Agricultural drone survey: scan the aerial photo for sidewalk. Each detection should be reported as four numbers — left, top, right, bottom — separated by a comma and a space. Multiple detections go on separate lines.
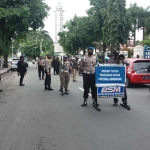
0, 68, 10, 77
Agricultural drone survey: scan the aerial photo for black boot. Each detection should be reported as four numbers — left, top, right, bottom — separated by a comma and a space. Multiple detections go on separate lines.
92, 99, 100, 106
47, 85, 54, 90
64, 88, 69, 94
81, 99, 87, 106
44, 85, 48, 90
113, 102, 118, 106
60, 88, 64, 95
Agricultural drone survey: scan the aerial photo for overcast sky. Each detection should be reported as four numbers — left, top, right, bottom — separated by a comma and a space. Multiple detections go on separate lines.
43, 0, 150, 41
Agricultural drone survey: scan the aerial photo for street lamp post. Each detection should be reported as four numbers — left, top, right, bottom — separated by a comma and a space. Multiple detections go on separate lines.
11, 38, 14, 61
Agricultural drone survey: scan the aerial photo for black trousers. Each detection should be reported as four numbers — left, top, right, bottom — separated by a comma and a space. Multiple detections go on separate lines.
54, 67, 57, 74
56, 67, 59, 74
45, 70, 51, 88
113, 87, 127, 104
20, 72, 25, 85
38, 66, 44, 78
83, 73, 96, 99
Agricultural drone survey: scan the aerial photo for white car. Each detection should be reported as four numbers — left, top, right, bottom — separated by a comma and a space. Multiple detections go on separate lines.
11, 58, 29, 71
11, 58, 20, 71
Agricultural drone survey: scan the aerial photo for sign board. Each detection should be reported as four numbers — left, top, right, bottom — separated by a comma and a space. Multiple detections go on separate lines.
97, 86, 125, 98
95, 65, 126, 98
95, 65, 126, 87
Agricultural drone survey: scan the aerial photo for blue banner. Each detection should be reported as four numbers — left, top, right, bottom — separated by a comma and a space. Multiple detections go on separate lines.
97, 86, 125, 98
95, 65, 126, 85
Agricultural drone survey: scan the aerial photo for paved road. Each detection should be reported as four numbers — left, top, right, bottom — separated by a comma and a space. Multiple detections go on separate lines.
0, 62, 150, 150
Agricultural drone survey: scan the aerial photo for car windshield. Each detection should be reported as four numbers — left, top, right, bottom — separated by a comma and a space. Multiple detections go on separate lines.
133, 61, 150, 73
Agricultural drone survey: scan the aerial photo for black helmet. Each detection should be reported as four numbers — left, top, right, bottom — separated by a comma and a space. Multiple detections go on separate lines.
118, 54, 125, 60
113, 50, 119, 58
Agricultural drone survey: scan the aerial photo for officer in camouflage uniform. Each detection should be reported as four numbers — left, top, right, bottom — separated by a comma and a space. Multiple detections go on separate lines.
59, 56, 72, 95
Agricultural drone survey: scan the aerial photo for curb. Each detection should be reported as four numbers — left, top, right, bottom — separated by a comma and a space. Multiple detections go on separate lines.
0, 68, 11, 78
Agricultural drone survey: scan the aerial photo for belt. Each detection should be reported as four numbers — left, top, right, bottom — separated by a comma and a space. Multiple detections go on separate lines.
63, 71, 69, 73
84, 71, 95, 74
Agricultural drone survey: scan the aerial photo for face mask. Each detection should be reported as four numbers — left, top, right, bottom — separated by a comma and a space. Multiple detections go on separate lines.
88, 52, 93, 55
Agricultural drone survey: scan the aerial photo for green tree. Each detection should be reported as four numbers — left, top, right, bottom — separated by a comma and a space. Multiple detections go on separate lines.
103, 0, 128, 50
20, 31, 54, 58
0, 0, 50, 66
127, 3, 141, 46
88, 0, 107, 58
33, 28, 53, 54
138, 6, 150, 39
142, 36, 150, 46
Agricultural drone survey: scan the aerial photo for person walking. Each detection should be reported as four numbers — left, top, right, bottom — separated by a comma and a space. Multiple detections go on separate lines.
80, 46, 99, 106
17, 56, 27, 86
44, 54, 54, 90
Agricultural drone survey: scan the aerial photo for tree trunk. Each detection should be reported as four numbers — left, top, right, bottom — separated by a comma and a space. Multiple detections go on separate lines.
40, 41, 42, 54
99, 41, 102, 53
134, 29, 136, 47
102, 43, 106, 63
143, 26, 145, 40
3, 54, 8, 68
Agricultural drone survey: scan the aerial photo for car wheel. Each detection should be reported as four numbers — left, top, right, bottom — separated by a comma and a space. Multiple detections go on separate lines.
126, 77, 131, 87
11, 69, 14, 71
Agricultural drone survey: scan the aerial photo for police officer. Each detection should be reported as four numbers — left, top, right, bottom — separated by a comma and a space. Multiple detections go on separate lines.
80, 46, 99, 106
44, 54, 54, 90
36, 56, 45, 80
59, 56, 71, 95
72, 57, 79, 82
109, 51, 130, 107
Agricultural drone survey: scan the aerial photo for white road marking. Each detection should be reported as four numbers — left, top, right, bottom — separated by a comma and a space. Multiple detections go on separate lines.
78, 87, 91, 97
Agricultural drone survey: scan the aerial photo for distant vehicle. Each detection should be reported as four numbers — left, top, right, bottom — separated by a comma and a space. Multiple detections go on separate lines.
125, 58, 150, 87
11, 58, 29, 71
32, 59, 35, 64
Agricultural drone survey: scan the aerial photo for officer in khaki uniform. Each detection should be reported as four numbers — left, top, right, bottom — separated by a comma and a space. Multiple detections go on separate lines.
80, 46, 99, 106
36, 56, 45, 80
44, 54, 54, 90
59, 56, 71, 95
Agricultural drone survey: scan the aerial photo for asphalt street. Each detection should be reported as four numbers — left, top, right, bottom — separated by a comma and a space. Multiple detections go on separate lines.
0, 62, 150, 150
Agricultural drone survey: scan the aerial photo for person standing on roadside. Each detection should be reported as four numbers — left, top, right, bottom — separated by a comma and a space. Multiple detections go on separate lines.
17, 56, 27, 86
36, 56, 45, 80
59, 56, 71, 95
80, 46, 99, 106
108, 51, 130, 107
44, 54, 54, 90
72, 57, 79, 82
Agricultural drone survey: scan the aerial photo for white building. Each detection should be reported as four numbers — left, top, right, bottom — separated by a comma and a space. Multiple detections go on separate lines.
54, 1, 65, 55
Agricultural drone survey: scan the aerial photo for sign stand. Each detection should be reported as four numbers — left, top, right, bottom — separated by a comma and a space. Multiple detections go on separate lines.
95, 64, 128, 111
